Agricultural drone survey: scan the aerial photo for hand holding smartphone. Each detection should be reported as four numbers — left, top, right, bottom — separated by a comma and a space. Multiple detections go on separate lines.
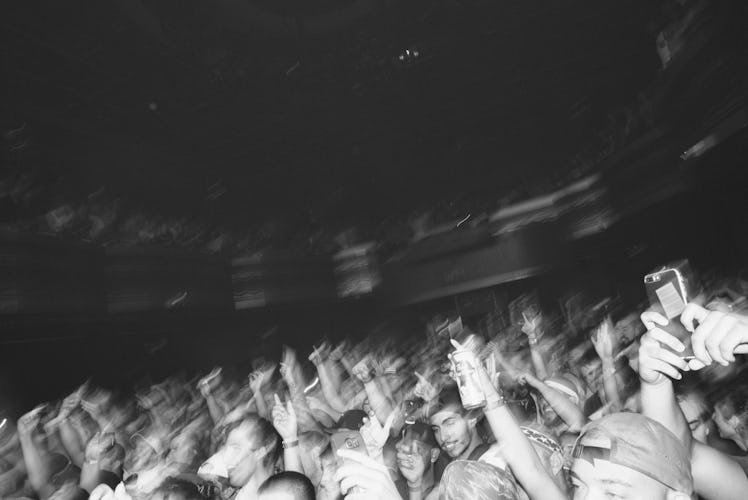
644, 260, 697, 360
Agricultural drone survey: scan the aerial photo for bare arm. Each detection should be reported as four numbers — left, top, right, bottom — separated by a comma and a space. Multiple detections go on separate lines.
523, 374, 586, 431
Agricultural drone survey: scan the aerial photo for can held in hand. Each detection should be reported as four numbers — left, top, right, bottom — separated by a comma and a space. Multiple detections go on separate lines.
452, 349, 486, 410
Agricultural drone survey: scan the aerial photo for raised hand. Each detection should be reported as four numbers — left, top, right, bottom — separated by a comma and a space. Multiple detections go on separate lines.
197, 367, 222, 397
271, 394, 298, 442
638, 311, 690, 384
85, 431, 116, 463
359, 410, 394, 457
521, 309, 542, 338
591, 316, 616, 361
680, 303, 748, 368
18, 405, 45, 436
413, 371, 437, 401
281, 346, 299, 379
334, 448, 402, 500
352, 356, 374, 383
309, 343, 330, 366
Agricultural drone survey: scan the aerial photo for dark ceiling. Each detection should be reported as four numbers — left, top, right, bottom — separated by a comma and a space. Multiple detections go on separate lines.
1, 0, 661, 248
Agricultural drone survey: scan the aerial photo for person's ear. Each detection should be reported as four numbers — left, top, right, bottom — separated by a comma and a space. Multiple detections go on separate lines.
467, 416, 478, 430
430, 448, 440, 463
665, 490, 691, 500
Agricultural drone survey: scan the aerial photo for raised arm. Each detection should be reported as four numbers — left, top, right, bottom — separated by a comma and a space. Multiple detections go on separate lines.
451, 340, 566, 500
518, 373, 586, 431
591, 318, 622, 412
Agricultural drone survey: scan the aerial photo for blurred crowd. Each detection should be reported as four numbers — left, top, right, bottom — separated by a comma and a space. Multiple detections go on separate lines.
1, 268, 748, 500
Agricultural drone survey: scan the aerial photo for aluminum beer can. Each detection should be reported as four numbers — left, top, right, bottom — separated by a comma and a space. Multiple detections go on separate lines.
452, 349, 486, 410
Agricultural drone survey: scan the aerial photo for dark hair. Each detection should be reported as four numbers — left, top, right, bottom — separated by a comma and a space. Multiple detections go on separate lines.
428, 384, 465, 418
258, 471, 316, 500
155, 476, 215, 500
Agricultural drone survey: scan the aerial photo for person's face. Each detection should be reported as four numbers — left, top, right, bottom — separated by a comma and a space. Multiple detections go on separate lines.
539, 397, 562, 427
571, 458, 673, 500
713, 404, 742, 443
678, 397, 710, 443
396, 438, 434, 475
429, 408, 473, 459
224, 423, 262, 488
318, 454, 341, 500
581, 361, 602, 391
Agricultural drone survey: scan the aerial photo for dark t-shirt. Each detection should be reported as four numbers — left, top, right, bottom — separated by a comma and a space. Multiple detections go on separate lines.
433, 442, 492, 484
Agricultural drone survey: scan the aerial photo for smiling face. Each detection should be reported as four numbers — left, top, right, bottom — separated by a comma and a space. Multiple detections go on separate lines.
429, 408, 474, 459
224, 422, 262, 488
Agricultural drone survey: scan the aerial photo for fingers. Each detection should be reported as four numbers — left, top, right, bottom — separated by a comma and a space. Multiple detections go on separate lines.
680, 303, 710, 332
450, 339, 465, 351
643, 327, 685, 353
641, 311, 669, 330
640, 340, 689, 372
690, 310, 723, 366
704, 315, 738, 365
286, 399, 296, 416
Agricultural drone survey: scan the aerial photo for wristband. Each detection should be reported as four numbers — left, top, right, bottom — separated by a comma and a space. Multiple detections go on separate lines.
485, 395, 505, 411
527, 337, 538, 346
282, 439, 299, 449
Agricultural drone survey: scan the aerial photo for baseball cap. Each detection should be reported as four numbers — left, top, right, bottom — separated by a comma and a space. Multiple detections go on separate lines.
336, 409, 367, 431
573, 413, 692, 495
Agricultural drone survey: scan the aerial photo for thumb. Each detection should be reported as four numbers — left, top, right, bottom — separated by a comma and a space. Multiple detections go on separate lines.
273, 393, 282, 406
450, 339, 464, 351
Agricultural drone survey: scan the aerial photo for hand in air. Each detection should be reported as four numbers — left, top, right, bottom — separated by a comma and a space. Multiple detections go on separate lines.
334, 448, 402, 500
359, 410, 395, 457
591, 316, 616, 361
271, 394, 298, 442
638, 311, 690, 384
680, 303, 748, 369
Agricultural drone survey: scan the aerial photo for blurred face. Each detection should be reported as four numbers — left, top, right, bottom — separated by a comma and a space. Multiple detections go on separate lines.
318, 453, 341, 500
539, 397, 562, 427
713, 404, 743, 444
571, 458, 674, 500
224, 422, 261, 488
678, 396, 710, 443
429, 408, 473, 459
581, 361, 602, 392
395, 438, 434, 474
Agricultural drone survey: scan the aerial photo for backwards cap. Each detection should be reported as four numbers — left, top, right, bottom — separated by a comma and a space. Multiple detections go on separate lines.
573, 413, 692, 495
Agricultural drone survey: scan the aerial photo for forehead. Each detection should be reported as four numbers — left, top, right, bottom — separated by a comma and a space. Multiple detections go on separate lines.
571, 458, 667, 495
429, 409, 465, 426
227, 422, 257, 443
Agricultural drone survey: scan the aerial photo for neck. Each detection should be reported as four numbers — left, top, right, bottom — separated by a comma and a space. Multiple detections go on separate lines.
457, 430, 482, 461
420, 465, 435, 492
240, 465, 272, 498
